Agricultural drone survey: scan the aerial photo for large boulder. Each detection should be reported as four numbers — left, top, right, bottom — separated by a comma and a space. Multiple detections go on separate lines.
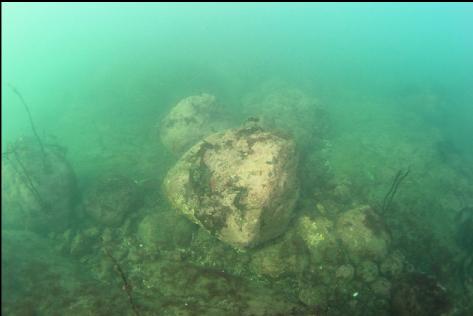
159, 93, 231, 155
163, 123, 299, 249
2, 137, 77, 233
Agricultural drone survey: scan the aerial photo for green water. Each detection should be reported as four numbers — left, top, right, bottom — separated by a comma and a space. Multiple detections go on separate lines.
2, 3, 473, 315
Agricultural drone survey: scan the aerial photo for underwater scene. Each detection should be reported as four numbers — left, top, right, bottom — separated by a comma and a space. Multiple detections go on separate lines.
2, 3, 473, 316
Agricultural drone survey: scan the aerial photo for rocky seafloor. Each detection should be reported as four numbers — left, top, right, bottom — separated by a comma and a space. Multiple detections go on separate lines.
2, 82, 472, 316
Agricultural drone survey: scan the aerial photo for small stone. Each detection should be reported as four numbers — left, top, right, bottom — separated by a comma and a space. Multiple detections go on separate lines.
357, 261, 379, 283
336, 264, 355, 281
250, 231, 308, 278
298, 285, 328, 308
371, 278, 391, 298
380, 250, 405, 277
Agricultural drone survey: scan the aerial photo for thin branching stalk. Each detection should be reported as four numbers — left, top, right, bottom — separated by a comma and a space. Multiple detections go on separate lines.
8, 84, 49, 170
381, 167, 410, 213
103, 246, 141, 316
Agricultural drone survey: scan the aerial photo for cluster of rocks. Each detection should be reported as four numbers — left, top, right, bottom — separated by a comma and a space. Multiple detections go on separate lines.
2, 137, 147, 233
159, 89, 453, 314
160, 89, 308, 250
3, 85, 457, 315
244, 202, 427, 315
2, 86, 324, 251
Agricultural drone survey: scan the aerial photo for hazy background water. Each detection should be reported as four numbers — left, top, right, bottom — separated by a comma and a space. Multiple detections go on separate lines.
3, 3, 472, 153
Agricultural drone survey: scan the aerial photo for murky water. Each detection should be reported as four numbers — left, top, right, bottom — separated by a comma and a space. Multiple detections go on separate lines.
2, 3, 473, 315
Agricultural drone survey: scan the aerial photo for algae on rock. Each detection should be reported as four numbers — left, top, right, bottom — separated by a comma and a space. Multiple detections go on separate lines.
336, 205, 391, 263
163, 123, 299, 250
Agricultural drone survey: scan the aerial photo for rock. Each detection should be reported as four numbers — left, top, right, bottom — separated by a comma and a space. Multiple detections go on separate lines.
159, 93, 231, 155
391, 273, 452, 316
380, 250, 405, 278
163, 123, 299, 249
336, 205, 391, 263
250, 230, 308, 278
70, 231, 90, 257
137, 211, 197, 252
139, 259, 301, 315
296, 215, 342, 264
370, 278, 391, 298
2, 137, 78, 233
356, 260, 379, 283
298, 285, 328, 309
2, 229, 127, 315
84, 174, 142, 226
101, 227, 114, 243
455, 206, 473, 252
68, 227, 101, 257
336, 264, 355, 281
